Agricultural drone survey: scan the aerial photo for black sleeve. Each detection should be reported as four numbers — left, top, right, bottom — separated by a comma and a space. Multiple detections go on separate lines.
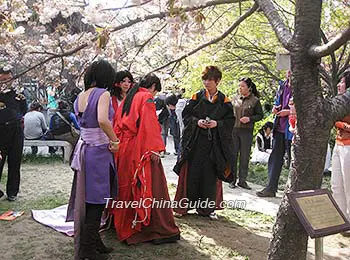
217, 102, 235, 131
182, 98, 200, 127
250, 99, 263, 123
19, 98, 27, 115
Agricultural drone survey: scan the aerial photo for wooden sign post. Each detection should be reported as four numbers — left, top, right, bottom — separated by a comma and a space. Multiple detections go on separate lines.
288, 189, 350, 259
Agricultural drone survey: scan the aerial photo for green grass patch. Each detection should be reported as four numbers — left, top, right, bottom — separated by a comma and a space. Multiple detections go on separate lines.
247, 163, 289, 190
0, 192, 67, 214
247, 163, 331, 191
22, 154, 64, 164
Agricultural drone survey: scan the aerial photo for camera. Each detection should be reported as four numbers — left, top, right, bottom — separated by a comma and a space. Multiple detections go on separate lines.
205, 116, 211, 124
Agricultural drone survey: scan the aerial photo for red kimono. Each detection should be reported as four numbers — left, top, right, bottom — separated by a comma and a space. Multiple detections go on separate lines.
113, 88, 180, 244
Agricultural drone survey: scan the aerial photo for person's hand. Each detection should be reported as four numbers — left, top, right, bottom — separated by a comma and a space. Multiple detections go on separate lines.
206, 120, 217, 129
277, 109, 290, 117
198, 119, 208, 129
109, 140, 119, 153
240, 117, 250, 124
151, 153, 160, 162
272, 105, 281, 114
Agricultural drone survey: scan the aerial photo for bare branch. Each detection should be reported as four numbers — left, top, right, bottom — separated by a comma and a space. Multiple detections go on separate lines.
309, 26, 350, 58
254, 0, 293, 50
9, 0, 249, 81
320, 29, 337, 73
128, 23, 167, 70
110, 0, 249, 33
150, 3, 258, 73
11, 43, 89, 81
102, 0, 152, 11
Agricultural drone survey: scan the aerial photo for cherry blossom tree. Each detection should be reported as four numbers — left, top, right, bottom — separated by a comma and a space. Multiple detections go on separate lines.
1, 0, 350, 259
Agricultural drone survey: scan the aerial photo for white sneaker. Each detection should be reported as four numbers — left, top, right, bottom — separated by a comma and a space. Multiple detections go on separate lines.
209, 212, 218, 220
173, 212, 183, 218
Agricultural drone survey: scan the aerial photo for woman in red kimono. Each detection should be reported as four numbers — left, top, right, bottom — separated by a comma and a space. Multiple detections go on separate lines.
111, 70, 134, 122
113, 73, 180, 245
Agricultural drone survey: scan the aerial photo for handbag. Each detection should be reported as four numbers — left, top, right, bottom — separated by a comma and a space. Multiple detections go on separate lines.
56, 111, 80, 137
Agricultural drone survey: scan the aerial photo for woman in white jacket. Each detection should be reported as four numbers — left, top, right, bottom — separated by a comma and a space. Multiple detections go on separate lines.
251, 122, 273, 164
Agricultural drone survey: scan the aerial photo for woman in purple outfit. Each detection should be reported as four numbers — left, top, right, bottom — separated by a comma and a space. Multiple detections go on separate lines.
67, 60, 119, 260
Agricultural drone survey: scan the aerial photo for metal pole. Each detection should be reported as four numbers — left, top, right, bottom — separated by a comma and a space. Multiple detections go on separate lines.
315, 237, 323, 260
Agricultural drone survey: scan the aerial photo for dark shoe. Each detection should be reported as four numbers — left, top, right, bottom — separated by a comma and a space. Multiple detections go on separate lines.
7, 195, 17, 201
256, 188, 276, 197
323, 170, 331, 176
237, 181, 252, 190
152, 234, 180, 245
96, 234, 113, 254
0, 190, 4, 199
228, 182, 236, 189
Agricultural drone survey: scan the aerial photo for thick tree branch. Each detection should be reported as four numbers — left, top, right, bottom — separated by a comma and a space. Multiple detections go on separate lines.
150, 2, 258, 73
309, 26, 350, 58
254, 0, 293, 50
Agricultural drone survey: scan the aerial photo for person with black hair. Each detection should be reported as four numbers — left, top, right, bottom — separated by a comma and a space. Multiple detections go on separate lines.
173, 66, 235, 220
66, 60, 119, 260
49, 100, 80, 147
165, 94, 180, 155
229, 77, 263, 190
251, 121, 274, 164
24, 102, 47, 155
113, 73, 180, 245
110, 70, 134, 116
0, 67, 27, 201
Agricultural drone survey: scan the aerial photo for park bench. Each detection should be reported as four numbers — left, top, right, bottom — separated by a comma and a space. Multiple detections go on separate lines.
23, 140, 73, 163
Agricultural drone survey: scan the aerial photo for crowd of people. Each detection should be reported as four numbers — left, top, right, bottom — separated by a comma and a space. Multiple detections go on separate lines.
1, 62, 350, 258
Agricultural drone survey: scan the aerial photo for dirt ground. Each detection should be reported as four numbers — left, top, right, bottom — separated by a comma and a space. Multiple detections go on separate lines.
0, 161, 349, 260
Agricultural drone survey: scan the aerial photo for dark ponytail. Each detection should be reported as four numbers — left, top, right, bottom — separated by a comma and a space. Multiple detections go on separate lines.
240, 77, 260, 98
122, 73, 161, 116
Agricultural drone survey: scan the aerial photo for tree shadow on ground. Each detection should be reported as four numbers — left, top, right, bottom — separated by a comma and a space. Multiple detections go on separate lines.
102, 225, 212, 260
169, 212, 270, 260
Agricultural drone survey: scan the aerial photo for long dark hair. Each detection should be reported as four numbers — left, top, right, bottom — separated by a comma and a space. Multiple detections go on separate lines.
122, 73, 161, 116
343, 71, 350, 89
84, 60, 116, 90
240, 77, 260, 98
110, 70, 134, 100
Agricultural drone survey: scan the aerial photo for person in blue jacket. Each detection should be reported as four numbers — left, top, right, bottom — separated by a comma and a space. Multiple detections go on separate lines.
257, 70, 293, 197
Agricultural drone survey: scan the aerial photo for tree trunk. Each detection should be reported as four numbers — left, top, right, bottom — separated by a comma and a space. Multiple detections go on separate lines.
268, 1, 331, 259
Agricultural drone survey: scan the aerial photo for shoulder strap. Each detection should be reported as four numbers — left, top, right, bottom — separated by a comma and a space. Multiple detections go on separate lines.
56, 111, 71, 127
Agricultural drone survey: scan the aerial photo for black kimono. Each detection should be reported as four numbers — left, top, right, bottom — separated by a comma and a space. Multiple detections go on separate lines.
173, 89, 235, 215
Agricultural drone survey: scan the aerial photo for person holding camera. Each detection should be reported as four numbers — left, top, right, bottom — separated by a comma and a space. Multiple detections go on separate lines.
229, 78, 263, 190
173, 66, 235, 220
